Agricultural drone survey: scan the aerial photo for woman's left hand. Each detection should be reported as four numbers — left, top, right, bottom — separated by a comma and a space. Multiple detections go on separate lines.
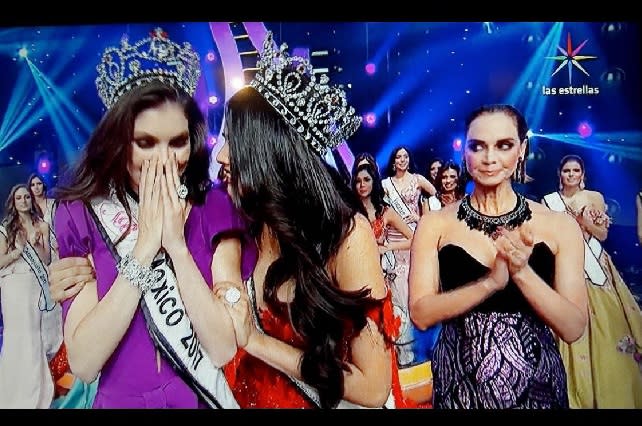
161, 153, 189, 256
213, 281, 254, 349
494, 223, 535, 276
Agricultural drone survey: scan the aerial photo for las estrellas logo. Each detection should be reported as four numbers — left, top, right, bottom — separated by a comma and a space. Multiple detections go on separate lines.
542, 32, 600, 96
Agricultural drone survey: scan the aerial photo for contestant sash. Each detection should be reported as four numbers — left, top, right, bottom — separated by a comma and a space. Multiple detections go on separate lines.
427, 196, 442, 212
542, 192, 607, 286
88, 191, 238, 408
0, 224, 55, 311
382, 178, 416, 232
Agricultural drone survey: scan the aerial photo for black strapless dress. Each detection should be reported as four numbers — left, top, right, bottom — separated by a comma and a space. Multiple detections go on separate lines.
432, 242, 568, 409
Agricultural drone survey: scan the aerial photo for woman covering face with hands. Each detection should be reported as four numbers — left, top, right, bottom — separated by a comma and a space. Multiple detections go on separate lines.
52, 29, 254, 409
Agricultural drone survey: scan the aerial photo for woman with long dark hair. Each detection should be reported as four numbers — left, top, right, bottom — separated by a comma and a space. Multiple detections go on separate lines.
0, 184, 54, 407
215, 32, 402, 409
51, 28, 253, 408
426, 161, 465, 211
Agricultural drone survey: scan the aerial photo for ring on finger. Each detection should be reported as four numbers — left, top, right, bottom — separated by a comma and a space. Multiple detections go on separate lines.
225, 287, 241, 305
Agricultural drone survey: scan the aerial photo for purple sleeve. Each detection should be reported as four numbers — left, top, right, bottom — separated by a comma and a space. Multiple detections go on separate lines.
204, 184, 257, 280
54, 200, 93, 320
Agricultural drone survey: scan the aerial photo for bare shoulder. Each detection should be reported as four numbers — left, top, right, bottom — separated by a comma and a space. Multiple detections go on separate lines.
584, 189, 604, 203
341, 213, 377, 251
527, 200, 579, 231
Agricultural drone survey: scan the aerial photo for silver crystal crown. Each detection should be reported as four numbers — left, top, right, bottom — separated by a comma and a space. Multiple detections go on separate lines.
249, 32, 362, 156
96, 27, 201, 109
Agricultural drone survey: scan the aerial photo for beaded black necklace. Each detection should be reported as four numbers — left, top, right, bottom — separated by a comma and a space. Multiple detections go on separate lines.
457, 193, 532, 239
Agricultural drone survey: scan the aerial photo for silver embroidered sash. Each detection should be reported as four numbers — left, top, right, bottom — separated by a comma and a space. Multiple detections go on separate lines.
0, 225, 55, 311
382, 178, 416, 232
88, 190, 238, 408
543, 192, 607, 286
244, 277, 395, 409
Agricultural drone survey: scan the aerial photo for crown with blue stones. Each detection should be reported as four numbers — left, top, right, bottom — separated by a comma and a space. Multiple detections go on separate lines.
249, 32, 361, 156
96, 27, 201, 109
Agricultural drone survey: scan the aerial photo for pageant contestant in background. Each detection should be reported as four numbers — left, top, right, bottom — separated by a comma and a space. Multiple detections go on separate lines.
380, 146, 436, 405
215, 32, 405, 409
0, 184, 55, 408
53, 28, 254, 408
409, 104, 587, 408
425, 161, 465, 211
542, 154, 642, 408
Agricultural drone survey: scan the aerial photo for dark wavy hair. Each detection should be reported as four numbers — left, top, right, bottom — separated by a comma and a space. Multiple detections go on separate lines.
427, 157, 443, 180
2, 184, 41, 250
351, 152, 378, 177
28, 173, 48, 195
384, 145, 416, 178
558, 154, 585, 174
27, 173, 49, 218
352, 163, 387, 219
225, 86, 376, 408
55, 80, 210, 242
435, 161, 465, 200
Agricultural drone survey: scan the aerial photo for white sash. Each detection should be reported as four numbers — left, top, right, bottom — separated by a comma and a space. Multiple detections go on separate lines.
0, 225, 55, 312
244, 277, 395, 409
427, 195, 442, 211
88, 190, 238, 409
542, 192, 607, 286
382, 178, 416, 232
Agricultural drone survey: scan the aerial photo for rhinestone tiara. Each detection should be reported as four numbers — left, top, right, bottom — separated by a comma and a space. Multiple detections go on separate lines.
96, 27, 201, 109
249, 32, 362, 156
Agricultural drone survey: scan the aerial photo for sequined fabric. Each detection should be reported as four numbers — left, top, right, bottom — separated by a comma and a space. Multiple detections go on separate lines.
223, 291, 410, 408
433, 242, 568, 408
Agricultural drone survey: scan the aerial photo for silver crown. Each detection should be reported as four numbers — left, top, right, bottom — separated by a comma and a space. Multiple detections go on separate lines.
249, 32, 362, 156
96, 28, 201, 109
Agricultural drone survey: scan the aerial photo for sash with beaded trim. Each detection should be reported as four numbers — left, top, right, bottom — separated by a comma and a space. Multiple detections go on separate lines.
382, 178, 416, 232
87, 190, 238, 409
244, 277, 395, 409
542, 192, 607, 286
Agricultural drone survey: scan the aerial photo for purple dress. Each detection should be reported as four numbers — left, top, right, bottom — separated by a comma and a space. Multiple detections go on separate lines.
55, 183, 257, 408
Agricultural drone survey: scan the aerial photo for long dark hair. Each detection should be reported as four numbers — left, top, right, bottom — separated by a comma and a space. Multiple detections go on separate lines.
55, 81, 210, 241
225, 86, 376, 408
352, 163, 387, 219
384, 145, 416, 178
351, 152, 378, 177
435, 161, 465, 200
2, 184, 41, 250
27, 173, 49, 218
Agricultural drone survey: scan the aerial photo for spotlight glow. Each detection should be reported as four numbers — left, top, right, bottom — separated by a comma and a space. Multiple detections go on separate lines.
208, 95, 218, 105
18, 47, 28, 58
364, 112, 376, 127
365, 63, 376, 75
452, 138, 462, 151
577, 121, 593, 138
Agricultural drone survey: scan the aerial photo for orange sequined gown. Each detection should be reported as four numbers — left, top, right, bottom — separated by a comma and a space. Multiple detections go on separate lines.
223, 288, 410, 408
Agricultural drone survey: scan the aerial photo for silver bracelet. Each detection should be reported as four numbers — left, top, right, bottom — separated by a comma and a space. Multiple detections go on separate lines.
117, 252, 161, 293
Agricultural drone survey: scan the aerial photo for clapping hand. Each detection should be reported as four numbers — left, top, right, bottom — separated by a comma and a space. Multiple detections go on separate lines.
494, 224, 535, 276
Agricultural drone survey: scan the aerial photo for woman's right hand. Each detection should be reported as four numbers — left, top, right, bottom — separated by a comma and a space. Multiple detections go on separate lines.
133, 157, 164, 264
486, 253, 510, 292
48, 256, 96, 303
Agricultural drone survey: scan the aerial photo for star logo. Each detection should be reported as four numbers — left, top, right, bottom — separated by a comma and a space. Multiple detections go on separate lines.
546, 33, 597, 85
